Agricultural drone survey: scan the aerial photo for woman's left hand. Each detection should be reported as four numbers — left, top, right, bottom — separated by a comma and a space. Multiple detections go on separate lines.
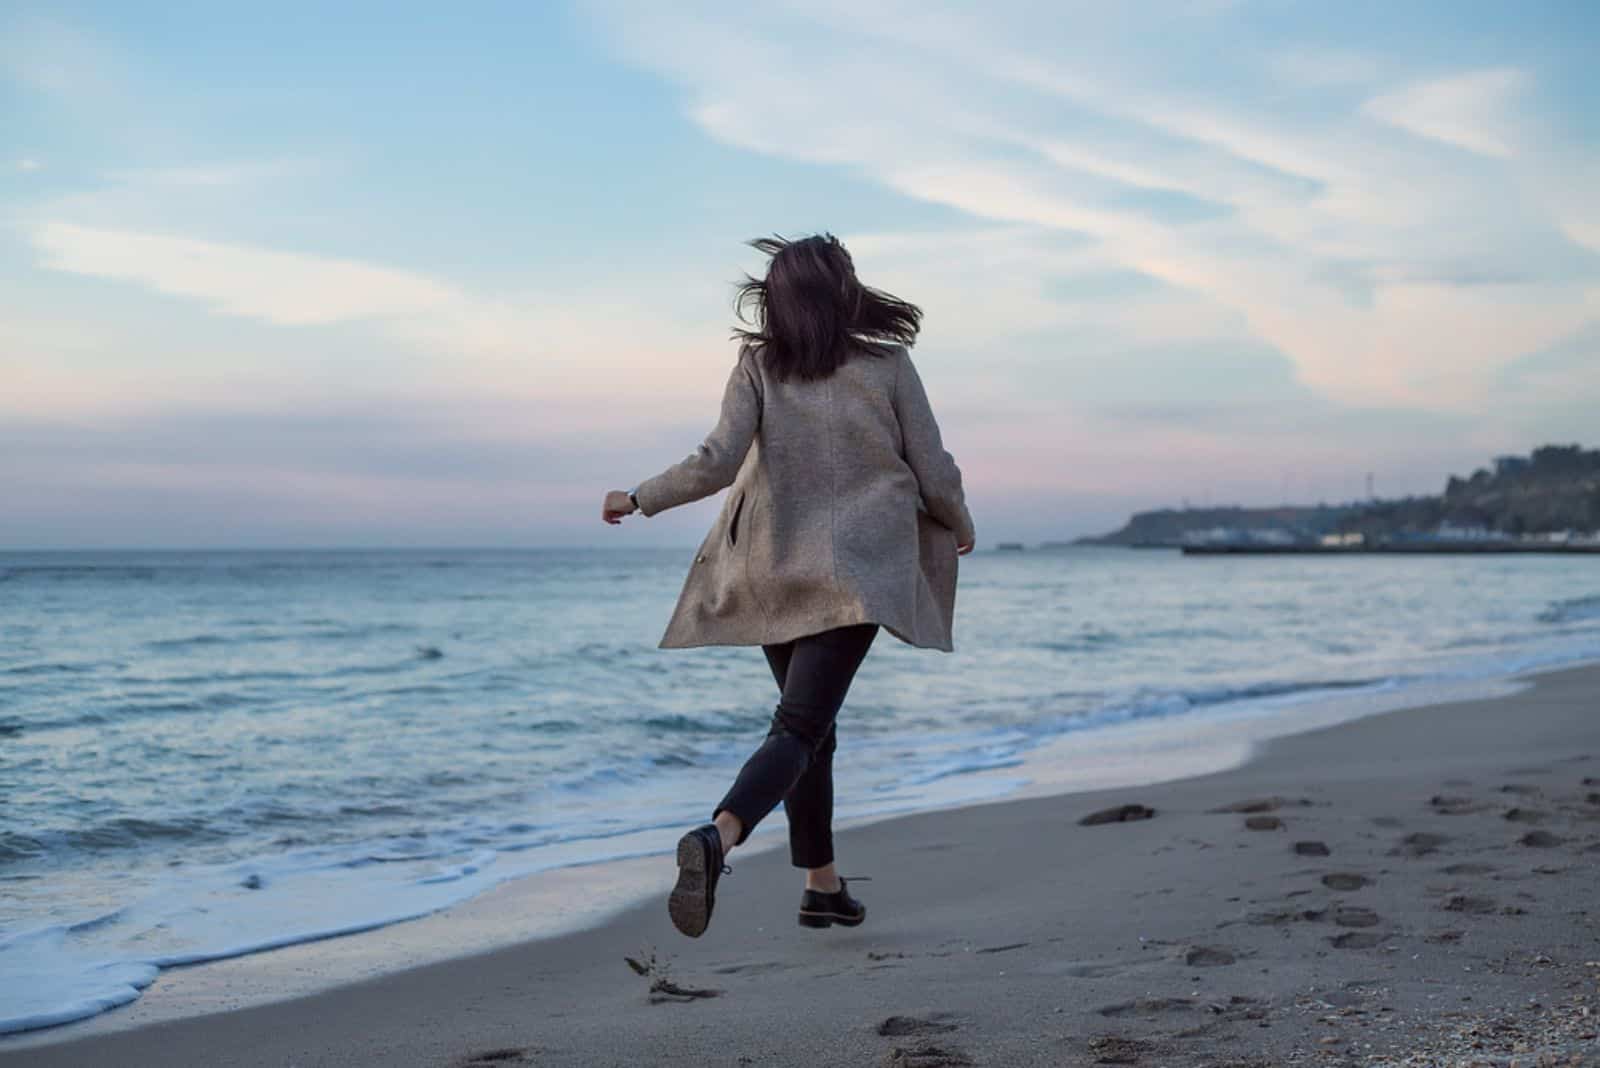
602, 490, 638, 525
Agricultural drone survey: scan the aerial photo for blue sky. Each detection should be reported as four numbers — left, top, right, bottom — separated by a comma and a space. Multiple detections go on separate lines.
3, 1, 1597, 547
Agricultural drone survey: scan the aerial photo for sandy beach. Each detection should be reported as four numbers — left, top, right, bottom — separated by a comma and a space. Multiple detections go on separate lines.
4, 663, 1598, 1067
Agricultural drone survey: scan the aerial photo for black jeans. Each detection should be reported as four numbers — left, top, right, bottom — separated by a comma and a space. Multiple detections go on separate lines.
712, 622, 879, 869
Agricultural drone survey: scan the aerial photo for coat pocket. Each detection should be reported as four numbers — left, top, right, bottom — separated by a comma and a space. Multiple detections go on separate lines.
727, 490, 747, 548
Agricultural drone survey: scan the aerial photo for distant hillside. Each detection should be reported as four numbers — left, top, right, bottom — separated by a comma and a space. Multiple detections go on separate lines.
1078, 505, 1357, 547
1343, 444, 1600, 540
1080, 445, 1600, 547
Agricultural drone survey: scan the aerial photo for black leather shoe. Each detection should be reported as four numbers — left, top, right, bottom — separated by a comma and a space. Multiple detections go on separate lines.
797, 876, 866, 928
668, 824, 729, 938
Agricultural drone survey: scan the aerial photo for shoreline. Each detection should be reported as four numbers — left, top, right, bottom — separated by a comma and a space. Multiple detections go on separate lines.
6, 545, 1597, 1048
4, 661, 1598, 1065
0, 660, 1552, 1046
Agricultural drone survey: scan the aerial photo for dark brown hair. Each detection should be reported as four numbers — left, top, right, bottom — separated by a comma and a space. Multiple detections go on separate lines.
732, 233, 922, 382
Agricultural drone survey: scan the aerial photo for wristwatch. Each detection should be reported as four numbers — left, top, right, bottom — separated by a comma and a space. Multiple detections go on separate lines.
626, 487, 641, 511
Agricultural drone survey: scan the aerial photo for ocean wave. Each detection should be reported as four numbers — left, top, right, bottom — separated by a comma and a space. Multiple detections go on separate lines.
1, 661, 109, 677
1539, 594, 1600, 624
1034, 630, 1118, 652
62, 816, 227, 852
0, 832, 46, 864
0, 818, 229, 866
639, 711, 770, 735
879, 749, 1026, 789
0, 813, 665, 1035
0, 565, 160, 584
1185, 676, 1386, 706
143, 622, 423, 652
144, 634, 233, 651
13, 692, 271, 734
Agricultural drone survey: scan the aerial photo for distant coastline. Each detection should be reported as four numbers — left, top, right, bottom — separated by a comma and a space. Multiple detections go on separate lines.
1181, 542, 1600, 555
1071, 444, 1600, 553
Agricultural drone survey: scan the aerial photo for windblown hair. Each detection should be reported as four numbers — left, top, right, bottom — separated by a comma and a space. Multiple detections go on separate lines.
733, 233, 922, 382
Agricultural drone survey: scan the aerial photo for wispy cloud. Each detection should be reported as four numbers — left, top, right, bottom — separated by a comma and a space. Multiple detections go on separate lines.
587, 1, 1597, 411
1362, 68, 1527, 159
105, 158, 329, 188
32, 221, 461, 326
20, 220, 739, 422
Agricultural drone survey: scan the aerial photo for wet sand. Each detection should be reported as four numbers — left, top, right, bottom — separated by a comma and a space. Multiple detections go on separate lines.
4, 664, 1598, 1067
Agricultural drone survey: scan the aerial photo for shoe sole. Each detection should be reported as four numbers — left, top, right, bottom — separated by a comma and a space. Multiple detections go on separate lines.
668, 833, 712, 938
797, 907, 866, 929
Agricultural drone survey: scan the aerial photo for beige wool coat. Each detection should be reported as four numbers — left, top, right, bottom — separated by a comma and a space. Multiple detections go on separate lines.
633, 342, 975, 652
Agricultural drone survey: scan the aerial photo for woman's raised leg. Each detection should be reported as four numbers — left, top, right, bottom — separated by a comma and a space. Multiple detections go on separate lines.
711, 623, 877, 850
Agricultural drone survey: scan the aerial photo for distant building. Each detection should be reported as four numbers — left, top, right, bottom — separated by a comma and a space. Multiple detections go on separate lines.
1493, 455, 1531, 477
1435, 521, 1496, 541
1182, 526, 1299, 547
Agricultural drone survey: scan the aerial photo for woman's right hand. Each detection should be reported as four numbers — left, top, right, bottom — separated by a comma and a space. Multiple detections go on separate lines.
601, 490, 637, 525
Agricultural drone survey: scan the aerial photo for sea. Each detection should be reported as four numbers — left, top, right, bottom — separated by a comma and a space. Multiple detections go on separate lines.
3, 546, 1599, 1034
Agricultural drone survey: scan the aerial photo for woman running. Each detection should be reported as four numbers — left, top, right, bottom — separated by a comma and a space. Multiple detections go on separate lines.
602, 233, 975, 938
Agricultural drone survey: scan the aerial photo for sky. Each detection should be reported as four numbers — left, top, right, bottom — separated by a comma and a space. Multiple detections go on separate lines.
3, 1, 1597, 548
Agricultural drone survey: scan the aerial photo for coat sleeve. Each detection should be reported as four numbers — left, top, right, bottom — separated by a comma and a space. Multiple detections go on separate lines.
893, 349, 976, 546
633, 353, 762, 517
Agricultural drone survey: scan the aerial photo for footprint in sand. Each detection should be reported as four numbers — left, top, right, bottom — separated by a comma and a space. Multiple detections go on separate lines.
1079, 803, 1157, 826
625, 954, 722, 1004
1209, 797, 1313, 814
1392, 832, 1448, 857
458, 1048, 532, 1065
1500, 783, 1542, 796
1243, 907, 1324, 926
1182, 945, 1237, 967
877, 1015, 959, 1037
1035, 959, 1138, 978
1321, 873, 1371, 891
1244, 815, 1283, 831
1098, 997, 1196, 1017
712, 961, 790, 976
1086, 1035, 1157, 1065
1503, 808, 1548, 824
1370, 815, 1405, 828
1440, 862, 1497, 875
882, 1045, 973, 1068
1293, 840, 1331, 857
1429, 795, 1489, 815
1442, 894, 1497, 914
1426, 929, 1464, 944
1519, 830, 1564, 848
1332, 907, 1380, 928
1329, 931, 1384, 949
